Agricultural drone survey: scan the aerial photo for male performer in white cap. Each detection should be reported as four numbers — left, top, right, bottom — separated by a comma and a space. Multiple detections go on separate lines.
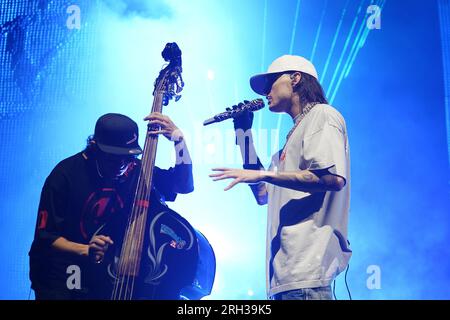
210, 55, 352, 300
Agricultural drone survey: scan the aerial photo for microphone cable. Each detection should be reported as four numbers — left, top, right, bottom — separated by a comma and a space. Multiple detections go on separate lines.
332, 263, 352, 300
345, 263, 352, 300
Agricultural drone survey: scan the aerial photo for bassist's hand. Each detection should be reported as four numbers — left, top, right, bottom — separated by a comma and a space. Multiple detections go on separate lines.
145, 112, 184, 142
88, 235, 114, 264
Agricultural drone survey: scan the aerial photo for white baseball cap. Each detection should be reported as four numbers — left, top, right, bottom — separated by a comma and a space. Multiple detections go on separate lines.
250, 55, 318, 95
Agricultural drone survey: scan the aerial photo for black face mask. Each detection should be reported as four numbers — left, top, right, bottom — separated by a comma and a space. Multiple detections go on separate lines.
95, 150, 137, 179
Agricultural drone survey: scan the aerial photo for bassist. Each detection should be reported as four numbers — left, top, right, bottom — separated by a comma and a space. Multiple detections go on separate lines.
29, 112, 193, 299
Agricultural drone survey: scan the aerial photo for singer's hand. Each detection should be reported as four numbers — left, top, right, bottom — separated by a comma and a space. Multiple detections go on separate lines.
233, 108, 254, 131
209, 168, 265, 191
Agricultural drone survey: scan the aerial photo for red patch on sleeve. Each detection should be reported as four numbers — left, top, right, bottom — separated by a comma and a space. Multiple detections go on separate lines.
38, 210, 48, 230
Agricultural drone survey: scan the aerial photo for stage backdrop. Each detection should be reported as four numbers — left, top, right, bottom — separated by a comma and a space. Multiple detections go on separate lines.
1, 0, 449, 299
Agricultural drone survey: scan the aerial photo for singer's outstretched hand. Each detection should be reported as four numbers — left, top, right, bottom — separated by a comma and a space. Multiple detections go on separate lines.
209, 168, 264, 191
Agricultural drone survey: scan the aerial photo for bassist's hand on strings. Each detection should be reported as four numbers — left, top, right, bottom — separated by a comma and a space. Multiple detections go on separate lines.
88, 235, 114, 264
144, 112, 184, 142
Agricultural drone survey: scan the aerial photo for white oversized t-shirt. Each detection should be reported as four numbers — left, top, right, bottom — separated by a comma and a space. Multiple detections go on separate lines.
266, 103, 352, 297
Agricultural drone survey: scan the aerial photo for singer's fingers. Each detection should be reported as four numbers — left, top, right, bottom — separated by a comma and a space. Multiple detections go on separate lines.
211, 175, 233, 181
224, 179, 241, 191
209, 172, 226, 178
211, 167, 231, 172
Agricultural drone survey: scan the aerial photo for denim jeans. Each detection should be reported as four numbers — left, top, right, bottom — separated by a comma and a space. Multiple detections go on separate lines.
272, 286, 333, 300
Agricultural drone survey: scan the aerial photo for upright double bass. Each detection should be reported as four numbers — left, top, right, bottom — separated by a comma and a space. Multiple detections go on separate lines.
102, 43, 215, 300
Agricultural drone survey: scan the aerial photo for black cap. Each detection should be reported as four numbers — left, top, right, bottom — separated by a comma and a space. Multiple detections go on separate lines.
94, 113, 143, 155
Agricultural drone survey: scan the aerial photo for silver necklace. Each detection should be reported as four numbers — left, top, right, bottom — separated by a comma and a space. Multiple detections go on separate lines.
95, 160, 104, 178
286, 102, 318, 142
279, 102, 319, 162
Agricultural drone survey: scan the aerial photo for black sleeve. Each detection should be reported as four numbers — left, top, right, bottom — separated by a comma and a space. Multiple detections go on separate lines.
33, 168, 68, 248
152, 163, 194, 202
153, 166, 178, 202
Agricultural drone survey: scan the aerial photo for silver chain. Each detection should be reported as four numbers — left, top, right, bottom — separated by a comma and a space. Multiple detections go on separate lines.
285, 102, 319, 142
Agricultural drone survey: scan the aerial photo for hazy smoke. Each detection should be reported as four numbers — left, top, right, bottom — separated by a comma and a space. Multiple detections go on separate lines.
102, 0, 172, 19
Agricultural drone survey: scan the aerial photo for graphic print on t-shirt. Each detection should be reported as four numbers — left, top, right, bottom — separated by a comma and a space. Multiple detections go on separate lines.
80, 188, 124, 240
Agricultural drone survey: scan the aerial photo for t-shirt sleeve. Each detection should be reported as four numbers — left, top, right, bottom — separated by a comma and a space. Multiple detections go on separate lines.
33, 170, 68, 248
153, 166, 178, 202
302, 118, 349, 184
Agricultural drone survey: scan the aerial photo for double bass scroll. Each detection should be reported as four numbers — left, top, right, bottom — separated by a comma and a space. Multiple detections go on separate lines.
108, 43, 215, 300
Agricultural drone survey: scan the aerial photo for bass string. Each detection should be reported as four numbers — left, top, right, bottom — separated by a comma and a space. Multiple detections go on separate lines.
128, 126, 158, 299
121, 121, 154, 299
112, 146, 148, 300
128, 91, 164, 299
114, 111, 154, 299
126, 138, 153, 299
114, 128, 151, 299
112, 85, 165, 300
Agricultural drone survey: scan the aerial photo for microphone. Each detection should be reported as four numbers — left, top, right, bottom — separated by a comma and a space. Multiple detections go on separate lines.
203, 98, 265, 126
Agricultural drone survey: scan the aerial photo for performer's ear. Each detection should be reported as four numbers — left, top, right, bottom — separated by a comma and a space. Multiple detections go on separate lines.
290, 72, 302, 88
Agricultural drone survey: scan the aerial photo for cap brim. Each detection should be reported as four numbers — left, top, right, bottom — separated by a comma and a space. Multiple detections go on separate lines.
250, 73, 276, 96
97, 143, 142, 155
251, 72, 290, 96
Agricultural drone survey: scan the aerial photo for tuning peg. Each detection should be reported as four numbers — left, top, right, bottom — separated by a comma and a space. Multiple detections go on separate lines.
226, 107, 232, 111
232, 105, 238, 110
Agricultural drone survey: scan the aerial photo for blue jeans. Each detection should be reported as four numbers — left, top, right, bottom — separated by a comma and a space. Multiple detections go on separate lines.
272, 286, 333, 300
